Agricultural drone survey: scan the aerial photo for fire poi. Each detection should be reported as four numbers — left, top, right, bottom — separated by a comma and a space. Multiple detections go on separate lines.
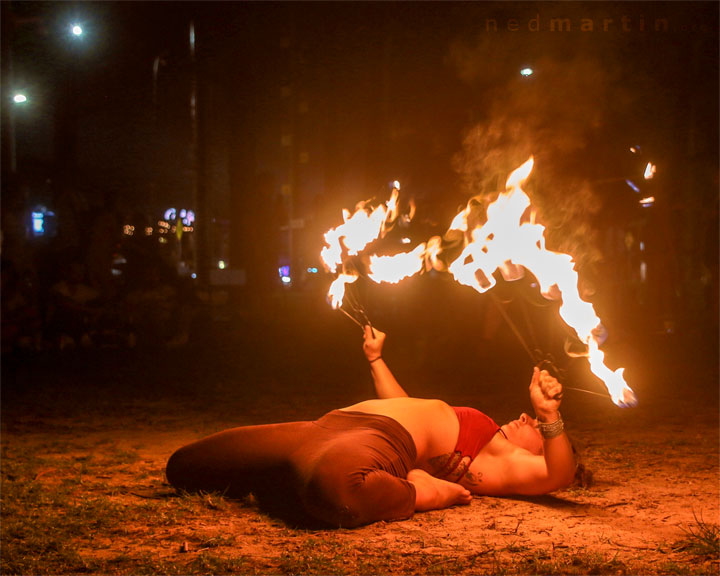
320, 157, 637, 408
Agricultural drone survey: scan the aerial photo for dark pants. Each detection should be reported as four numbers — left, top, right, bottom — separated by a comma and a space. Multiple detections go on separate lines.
165, 410, 417, 528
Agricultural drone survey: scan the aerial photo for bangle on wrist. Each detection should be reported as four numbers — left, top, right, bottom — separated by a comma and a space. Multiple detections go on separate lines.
368, 356, 382, 364
537, 412, 564, 439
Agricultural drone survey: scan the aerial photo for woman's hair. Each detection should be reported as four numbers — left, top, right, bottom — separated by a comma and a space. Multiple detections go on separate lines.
574, 460, 594, 488
569, 436, 594, 488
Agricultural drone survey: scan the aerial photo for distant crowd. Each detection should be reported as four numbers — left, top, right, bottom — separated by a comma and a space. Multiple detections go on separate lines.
1, 243, 197, 355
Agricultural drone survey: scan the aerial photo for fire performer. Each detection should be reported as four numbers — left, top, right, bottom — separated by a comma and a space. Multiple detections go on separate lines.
166, 326, 576, 528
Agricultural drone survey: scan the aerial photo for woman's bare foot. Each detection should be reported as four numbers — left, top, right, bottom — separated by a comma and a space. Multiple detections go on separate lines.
407, 468, 473, 512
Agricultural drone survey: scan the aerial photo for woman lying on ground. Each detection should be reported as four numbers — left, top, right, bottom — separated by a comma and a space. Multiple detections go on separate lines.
166, 326, 576, 528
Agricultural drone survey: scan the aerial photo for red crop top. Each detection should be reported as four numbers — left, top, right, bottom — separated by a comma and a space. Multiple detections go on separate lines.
434, 407, 501, 481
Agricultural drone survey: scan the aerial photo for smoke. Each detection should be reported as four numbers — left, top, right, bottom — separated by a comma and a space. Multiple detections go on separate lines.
446, 27, 636, 281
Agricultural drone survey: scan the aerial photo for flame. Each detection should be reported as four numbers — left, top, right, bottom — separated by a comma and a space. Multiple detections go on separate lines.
505, 156, 535, 189
449, 209, 468, 232
327, 272, 358, 309
447, 157, 535, 294
426, 236, 443, 271
320, 189, 400, 273
368, 244, 426, 284
321, 157, 636, 407
587, 339, 636, 407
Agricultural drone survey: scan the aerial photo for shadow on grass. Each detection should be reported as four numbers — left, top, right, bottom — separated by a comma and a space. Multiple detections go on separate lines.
508, 493, 588, 510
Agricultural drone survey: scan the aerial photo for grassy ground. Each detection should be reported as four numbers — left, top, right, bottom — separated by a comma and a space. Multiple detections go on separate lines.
2, 291, 718, 575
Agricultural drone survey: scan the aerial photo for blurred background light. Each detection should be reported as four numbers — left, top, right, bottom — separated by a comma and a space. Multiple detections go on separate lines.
643, 162, 656, 180
31, 212, 45, 235
625, 179, 640, 193
279, 265, 291, 285
639, 196, 655, 207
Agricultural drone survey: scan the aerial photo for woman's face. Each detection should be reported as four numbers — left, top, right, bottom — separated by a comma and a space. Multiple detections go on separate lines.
501, 413, 543, 455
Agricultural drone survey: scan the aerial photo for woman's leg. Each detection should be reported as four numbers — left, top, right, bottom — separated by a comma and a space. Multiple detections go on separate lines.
166, 421, 314, 498
299, 441, 418, 528
166, 411, 439, 528
293, 410, 422, 528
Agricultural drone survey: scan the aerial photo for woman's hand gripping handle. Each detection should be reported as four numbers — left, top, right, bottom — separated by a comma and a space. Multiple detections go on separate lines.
529, 367, 563, 423
362, 326, 408, 399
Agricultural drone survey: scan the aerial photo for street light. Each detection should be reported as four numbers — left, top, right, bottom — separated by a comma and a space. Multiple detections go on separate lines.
70, 24, 83, 37
12, 93, 28, 104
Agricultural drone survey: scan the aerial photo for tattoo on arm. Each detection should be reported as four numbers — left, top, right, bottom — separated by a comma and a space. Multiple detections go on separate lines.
427, 452, 481, 485
462, 469, 483, 487
427, 452, 461, 478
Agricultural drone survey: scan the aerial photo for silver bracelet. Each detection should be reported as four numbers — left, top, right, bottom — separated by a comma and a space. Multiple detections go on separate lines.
538, 412, 564, 439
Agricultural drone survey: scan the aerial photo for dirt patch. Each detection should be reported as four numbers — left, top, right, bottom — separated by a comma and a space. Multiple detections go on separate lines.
2, 314, 718, 575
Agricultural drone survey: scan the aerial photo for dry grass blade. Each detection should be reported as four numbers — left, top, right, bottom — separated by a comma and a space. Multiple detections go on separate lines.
677, 511, 720, 558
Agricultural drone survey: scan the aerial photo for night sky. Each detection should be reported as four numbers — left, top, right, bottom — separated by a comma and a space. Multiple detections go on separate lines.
2, 1, 718, 332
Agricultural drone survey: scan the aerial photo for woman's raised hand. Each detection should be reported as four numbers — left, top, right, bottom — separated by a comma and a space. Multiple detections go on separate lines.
362, 325, 385, 362
529, 367, 563, 421
363, 326, 408, 397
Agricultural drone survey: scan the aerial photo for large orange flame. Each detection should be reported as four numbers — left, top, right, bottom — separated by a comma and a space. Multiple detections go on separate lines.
321, 158, 637, 407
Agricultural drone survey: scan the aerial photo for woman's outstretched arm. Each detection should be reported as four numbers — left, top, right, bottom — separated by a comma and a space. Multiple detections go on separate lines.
491, 368, 576, 495
362, 325, 408, 398
529, 367, 577, 492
